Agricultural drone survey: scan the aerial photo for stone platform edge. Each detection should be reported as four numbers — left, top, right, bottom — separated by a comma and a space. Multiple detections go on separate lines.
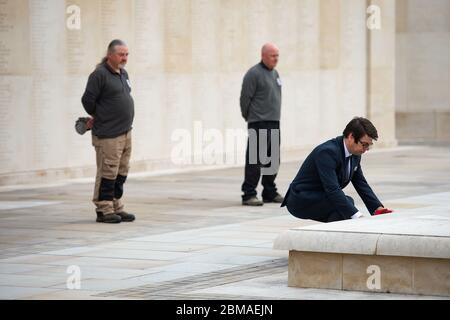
273, 229, 450, 259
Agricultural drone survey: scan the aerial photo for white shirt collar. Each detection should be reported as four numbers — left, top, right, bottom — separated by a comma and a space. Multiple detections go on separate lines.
343, 139, 351, 158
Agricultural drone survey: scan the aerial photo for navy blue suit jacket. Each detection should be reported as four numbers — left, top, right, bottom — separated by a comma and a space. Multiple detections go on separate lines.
281, 136, 382, 219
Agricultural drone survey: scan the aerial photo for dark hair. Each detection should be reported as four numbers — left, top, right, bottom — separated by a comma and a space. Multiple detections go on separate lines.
343, 117, 378, 142
96, 39, 127, 67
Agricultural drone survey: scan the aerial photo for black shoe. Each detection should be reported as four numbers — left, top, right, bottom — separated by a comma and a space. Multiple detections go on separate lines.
96, 213, 122, 223
116, 211, 135, 222
242, 196, 264, 206
263, 193, 284, 203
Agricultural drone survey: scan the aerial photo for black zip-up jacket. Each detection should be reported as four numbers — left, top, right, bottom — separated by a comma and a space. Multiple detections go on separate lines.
81, 63, 134, 138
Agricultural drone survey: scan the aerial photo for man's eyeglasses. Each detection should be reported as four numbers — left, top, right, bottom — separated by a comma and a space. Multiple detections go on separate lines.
358, 141, 373, 149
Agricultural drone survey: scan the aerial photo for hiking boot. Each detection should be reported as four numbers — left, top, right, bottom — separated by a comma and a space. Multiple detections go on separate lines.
263, 193, 284, 203
96, 213, 121, 223
116, 211, 135, 222
242, 196, 264, 206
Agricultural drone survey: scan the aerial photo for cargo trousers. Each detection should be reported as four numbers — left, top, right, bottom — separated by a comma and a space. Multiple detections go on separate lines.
92, 130, 132, 215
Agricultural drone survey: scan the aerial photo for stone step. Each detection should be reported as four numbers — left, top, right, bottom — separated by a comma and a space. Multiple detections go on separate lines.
274, 213, 450, 297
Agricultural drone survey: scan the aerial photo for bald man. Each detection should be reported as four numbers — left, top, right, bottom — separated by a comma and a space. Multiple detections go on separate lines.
240, 43, 284, 206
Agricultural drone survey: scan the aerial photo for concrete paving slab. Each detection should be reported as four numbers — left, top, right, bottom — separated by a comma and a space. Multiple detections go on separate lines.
0, 274, 67, 288
190, 272, 446, 300
184, 253, 276, 266
47, 277, 160, 292
74, 248, 194, 261
17, 265, 154, 280
146, 262, 234, 274
0, 263, 52, 274
24, 289, 113, 300
36, 256, 171, 270
96, 241, 215, 252
0, 201, 61, 210
0, 286, 61, 300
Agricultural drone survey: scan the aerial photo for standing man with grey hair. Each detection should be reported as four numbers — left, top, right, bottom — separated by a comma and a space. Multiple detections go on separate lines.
81, 39, 136, 223
240, 43, 284, 206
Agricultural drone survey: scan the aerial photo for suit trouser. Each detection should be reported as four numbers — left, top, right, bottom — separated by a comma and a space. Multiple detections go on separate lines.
241, 121, 280, 201
92, 130, 132, 215
287, 196, 355, 223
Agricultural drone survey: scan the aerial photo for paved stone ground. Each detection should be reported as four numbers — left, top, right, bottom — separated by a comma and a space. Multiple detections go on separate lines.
0, 145, 449, 300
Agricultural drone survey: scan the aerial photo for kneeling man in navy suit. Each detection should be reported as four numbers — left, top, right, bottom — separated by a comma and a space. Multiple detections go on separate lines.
281, 117, 392, 222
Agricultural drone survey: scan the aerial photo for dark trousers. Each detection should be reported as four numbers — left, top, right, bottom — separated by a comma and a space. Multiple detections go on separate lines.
287, 195, 355, 223
242, 121, 280, 201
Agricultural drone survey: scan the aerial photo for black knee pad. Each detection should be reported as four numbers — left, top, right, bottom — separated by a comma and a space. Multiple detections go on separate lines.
114, 175, 127, 199
98, 178, 115, 201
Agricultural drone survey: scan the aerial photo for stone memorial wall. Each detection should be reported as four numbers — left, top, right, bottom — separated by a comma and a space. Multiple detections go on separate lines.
395, 0, 450, 142
0, 0, 400, 185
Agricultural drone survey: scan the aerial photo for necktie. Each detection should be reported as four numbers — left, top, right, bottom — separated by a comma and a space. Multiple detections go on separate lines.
345, 156, 351, 181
